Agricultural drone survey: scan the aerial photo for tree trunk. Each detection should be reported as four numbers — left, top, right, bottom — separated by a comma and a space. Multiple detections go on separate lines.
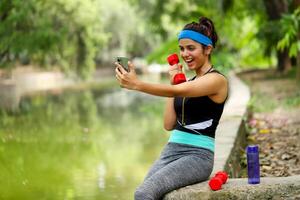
263, 0, 291, 72
293, 0, 300, 80
292, 0, 300, 10
264, 0, 288, 20
297, 51, 300, 81
277, 49, 292, 73
297, 23, 300, 81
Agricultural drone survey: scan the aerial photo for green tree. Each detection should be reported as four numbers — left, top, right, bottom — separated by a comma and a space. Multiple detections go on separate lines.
0, 0, 107, 78
0, 0, 159, 77
145, 0, 270, 71
145, 0, 300, 76
278, 8, 300, 80
95, 0, 157, 66
261, 0, 291, 72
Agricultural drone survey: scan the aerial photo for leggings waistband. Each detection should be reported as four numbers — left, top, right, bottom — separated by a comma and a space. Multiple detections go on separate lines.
169, 129, 215, 152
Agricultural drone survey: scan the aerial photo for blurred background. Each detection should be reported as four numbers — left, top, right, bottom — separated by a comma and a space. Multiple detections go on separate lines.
0, 0, 299, 199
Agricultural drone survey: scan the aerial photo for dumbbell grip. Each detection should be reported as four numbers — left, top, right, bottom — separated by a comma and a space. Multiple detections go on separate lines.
167, 53, 186, 85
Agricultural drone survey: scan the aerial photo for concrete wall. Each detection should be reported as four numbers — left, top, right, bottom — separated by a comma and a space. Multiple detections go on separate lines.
0, 70, 75, 111
0, 80, 20, 111
212, 72, 250, 175
12, 71, 73, 95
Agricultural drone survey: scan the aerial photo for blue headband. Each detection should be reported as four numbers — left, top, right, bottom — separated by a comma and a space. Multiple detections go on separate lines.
178, 30, 213, 46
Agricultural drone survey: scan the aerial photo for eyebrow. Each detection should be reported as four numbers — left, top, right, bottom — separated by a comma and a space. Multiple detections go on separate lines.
179, 44, 195, 48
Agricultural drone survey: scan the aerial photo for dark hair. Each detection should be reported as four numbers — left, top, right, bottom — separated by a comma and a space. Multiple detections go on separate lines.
183, 17, 218, 48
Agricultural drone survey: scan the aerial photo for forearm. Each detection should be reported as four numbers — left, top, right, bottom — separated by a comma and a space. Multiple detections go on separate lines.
163, 98, 176, 130
135, 81, 181, 97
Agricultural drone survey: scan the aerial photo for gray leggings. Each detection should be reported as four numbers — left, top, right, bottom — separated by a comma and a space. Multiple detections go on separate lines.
134, 142, 214, 200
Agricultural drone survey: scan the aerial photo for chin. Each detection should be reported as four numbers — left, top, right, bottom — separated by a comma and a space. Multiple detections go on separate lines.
187, 64, 196, 70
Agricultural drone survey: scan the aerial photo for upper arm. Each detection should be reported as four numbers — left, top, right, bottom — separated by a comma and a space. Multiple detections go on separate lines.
174, 73, 228, 98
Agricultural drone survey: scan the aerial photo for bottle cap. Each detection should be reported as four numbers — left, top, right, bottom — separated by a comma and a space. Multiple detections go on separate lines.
246, 145, 259, 153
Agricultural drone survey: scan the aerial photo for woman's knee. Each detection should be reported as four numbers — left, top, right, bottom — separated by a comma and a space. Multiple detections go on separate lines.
134, 187, 153, 200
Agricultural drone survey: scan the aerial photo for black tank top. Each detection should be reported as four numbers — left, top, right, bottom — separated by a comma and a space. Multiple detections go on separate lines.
174, 70, 227, 138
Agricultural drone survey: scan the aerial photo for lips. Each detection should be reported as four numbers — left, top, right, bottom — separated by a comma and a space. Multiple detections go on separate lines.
185, 57, 193, 63
184, 58, 194, 67
184, 57, 193, 65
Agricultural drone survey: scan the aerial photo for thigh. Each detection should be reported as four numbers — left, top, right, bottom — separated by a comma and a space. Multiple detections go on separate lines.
144, 143, 182, 180
144, 158, 166, 181
135, 155, 213, 200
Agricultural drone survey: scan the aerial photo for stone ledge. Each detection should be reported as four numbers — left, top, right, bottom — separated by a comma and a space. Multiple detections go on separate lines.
164, 176, 300, 200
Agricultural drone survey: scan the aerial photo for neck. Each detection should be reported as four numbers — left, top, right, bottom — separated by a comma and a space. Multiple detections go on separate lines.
196, 63, 213, 77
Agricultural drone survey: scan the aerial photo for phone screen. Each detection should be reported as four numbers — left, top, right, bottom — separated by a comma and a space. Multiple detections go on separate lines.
116, 57, 129, 72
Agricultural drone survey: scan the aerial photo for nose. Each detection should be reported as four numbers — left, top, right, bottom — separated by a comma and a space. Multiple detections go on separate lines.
180, 49, 189, 58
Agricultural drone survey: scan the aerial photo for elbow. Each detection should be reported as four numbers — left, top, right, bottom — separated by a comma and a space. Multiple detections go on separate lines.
164, 126, 174, 131
164, 123, 175, 131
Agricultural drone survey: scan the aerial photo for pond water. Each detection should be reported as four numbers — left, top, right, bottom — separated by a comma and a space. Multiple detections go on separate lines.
0, 87, 169, 200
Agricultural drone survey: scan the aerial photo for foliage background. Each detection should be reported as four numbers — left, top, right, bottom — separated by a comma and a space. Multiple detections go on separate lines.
0, 0, 299, 78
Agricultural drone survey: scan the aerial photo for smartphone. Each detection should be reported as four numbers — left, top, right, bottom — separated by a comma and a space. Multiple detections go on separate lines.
116, 56, 129, 72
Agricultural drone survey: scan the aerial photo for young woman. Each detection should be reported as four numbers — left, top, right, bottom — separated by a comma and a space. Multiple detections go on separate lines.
115, 17, 228, 200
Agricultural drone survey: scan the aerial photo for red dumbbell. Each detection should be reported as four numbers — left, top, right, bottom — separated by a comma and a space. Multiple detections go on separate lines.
167, 53, 186, 85
208, 171, 228, 191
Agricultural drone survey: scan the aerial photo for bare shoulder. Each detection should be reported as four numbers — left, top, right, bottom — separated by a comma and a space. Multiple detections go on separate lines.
210, 70, 227, 80
201, 71, 228, 87
205, 72, 228, 103
176, 71, 228, 98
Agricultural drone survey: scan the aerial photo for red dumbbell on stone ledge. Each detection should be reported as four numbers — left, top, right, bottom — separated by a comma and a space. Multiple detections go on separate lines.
208, 171, 229, 191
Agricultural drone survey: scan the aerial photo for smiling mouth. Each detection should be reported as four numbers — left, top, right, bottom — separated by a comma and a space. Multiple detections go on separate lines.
185, 58, 193, 64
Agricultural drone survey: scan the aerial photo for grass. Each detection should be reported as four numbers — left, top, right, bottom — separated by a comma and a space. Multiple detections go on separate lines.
240, 68, 300, 113
247, 93, 278, 113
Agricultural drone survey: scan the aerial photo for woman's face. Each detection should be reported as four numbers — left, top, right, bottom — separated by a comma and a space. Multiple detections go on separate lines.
179, 39, 208, 70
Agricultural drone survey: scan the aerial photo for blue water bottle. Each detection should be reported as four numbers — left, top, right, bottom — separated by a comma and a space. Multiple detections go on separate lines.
246, 145, 260, 184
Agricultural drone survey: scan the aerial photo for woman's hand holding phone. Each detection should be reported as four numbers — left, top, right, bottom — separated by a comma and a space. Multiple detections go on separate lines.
116, 57, 129, 72
115, 58, 140, 90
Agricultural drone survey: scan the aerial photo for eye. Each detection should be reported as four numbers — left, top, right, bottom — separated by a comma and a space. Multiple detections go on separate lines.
179, 46, 184, 52
187, 45, 195, 51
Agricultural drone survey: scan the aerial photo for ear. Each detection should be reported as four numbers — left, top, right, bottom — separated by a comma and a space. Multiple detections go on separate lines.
204, 45, 213, 55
